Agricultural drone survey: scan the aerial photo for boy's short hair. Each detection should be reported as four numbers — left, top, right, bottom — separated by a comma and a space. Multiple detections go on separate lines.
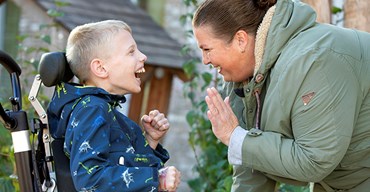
66, 20, 132, 84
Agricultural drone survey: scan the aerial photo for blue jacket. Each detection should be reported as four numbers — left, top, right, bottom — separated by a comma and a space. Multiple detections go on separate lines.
47, 82, 169, 191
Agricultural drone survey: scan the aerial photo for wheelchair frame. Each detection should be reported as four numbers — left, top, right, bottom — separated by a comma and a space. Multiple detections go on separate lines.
1, 50, 74, 192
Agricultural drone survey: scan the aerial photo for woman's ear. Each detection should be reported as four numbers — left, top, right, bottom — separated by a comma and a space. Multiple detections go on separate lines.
235, 30, 249, 53
90, 59, 108, 78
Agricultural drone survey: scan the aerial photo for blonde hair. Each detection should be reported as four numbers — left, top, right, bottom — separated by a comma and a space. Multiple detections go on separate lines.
66, 20, 132, 84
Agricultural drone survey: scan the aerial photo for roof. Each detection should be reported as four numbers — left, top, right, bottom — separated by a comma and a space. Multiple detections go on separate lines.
34, 0, 188, 69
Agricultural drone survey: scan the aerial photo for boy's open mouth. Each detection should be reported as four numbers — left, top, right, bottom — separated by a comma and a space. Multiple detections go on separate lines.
135, 67, 145, 78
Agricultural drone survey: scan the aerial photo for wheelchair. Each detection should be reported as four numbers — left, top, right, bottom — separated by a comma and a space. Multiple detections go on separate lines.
0, 50, 77, 192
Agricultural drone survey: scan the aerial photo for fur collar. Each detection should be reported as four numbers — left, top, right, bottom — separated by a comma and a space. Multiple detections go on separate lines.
254, 5, 276, 76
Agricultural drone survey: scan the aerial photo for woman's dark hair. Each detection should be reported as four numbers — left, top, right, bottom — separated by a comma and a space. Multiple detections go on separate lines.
193, 0, 277, 43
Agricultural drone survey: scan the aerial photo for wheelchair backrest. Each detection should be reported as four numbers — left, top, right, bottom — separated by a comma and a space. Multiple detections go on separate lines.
38, 52, 76, 192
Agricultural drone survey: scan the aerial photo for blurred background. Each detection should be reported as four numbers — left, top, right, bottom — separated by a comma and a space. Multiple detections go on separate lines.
1, 0, 369, 191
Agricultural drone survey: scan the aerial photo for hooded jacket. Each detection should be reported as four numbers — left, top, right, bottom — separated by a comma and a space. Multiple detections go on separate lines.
225, 0, 370, 191
47, 82, 169, 192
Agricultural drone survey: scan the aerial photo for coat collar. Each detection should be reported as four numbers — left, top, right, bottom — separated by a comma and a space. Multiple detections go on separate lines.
254, 5, 276, 76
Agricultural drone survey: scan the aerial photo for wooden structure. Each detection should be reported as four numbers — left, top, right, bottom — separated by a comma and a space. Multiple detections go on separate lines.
7, 0, 189, 123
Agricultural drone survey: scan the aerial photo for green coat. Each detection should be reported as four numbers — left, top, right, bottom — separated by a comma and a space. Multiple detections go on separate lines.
224, 0, 370, 191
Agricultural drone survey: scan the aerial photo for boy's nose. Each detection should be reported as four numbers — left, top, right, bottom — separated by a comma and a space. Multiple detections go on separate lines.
140, 52, 147, 62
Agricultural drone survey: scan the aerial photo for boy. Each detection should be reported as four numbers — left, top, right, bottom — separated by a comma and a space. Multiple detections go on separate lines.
47, 20, 181, 191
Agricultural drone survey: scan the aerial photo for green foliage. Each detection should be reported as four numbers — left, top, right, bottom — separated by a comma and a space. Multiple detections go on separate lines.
331, 6, 342, 14
0, 177, 16, 192
0, 126, 14, 177
0, 119, 18, 191
46, 0, 70, 17
180, 1, 232, 191
183, 58, 231, 192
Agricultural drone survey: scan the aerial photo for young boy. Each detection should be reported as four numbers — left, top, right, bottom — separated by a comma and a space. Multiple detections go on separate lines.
47, 20, 181, 191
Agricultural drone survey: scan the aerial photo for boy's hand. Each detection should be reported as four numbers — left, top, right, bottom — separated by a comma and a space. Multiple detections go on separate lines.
158, 166, 181, 192
141, 110, 170, 149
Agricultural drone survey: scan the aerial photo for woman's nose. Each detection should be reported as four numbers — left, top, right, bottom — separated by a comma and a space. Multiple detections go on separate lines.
202, 52, 211, 65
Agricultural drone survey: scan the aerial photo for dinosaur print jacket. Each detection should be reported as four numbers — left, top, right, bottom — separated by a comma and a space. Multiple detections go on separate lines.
47, 82, 169, 192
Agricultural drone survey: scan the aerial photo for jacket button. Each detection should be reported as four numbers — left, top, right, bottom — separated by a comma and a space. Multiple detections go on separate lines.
255, 74, 264, 83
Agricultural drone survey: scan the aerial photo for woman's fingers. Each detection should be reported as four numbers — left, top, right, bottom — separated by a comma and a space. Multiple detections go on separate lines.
207, 87, 223, 114
205, 87, 239, 145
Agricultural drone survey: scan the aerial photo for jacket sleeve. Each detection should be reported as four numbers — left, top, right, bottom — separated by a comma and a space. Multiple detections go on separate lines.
64, 104, 162, 192
240, 49, 356, 182
123, 115, 170, 163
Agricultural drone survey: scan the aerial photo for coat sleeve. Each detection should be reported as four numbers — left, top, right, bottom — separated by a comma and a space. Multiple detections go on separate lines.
240, 49, 356, 182
64, 103, 162, 192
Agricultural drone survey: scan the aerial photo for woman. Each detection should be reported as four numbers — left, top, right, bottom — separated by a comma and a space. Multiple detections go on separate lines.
192, 0, 370, 191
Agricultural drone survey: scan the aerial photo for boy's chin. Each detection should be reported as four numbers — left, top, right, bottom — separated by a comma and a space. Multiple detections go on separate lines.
130, 87, 141, 94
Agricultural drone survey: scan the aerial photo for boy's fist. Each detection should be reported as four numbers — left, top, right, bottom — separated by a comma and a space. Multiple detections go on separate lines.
158, 166, 181, 191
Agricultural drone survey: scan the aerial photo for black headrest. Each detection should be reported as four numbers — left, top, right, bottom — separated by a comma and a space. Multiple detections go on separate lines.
38, 52, 74, 87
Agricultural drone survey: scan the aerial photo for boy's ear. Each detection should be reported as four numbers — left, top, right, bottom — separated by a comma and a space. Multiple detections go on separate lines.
90, 59, 108, 78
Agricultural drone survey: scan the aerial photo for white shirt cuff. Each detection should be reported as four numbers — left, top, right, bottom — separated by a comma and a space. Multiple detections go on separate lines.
228, 126, 248, 165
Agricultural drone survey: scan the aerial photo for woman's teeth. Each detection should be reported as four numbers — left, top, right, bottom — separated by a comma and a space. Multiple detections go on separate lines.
216, 66, 221, 72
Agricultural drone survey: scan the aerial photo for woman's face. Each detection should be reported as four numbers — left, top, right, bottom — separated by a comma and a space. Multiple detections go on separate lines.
193, 25, 255, 82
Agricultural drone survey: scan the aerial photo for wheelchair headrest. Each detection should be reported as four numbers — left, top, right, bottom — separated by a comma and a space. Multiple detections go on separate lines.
38, 52, 74, 87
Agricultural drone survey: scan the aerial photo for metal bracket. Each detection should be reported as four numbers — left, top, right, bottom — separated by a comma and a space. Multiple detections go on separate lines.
29, 74, 54, 173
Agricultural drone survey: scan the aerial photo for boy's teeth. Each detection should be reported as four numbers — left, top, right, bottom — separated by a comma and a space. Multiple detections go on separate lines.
136, 68, 145, 73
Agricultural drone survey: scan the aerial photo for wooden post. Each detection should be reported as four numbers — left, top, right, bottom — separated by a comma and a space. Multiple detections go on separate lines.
344, 0, 370, 32
145, 67, 173, 115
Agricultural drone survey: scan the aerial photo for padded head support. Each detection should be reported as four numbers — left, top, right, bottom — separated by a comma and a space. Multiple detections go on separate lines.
38, 52, 74, 87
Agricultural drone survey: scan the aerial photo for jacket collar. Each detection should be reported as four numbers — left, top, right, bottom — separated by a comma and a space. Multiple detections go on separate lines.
254, 5, 276, 76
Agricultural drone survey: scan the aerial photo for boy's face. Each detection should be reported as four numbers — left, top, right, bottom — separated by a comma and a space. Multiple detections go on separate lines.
104, 30, 147, 95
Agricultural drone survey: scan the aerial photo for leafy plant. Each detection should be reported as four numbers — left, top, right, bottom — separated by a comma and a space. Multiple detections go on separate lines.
180, 1, 232, 192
